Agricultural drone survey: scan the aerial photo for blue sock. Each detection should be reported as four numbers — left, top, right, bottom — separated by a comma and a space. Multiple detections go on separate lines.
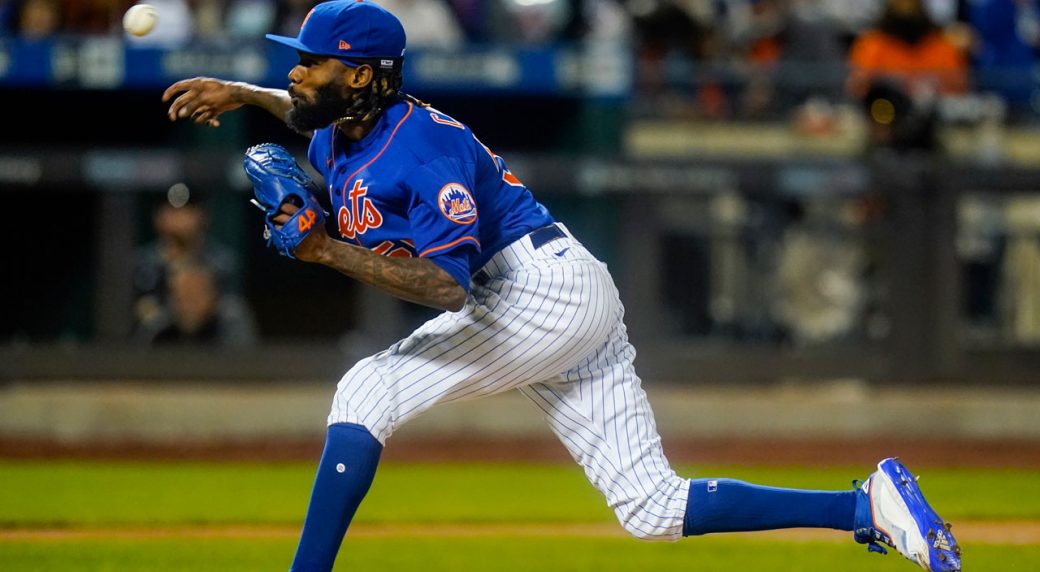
290, 423, 383, 572
683, 478, 856, 536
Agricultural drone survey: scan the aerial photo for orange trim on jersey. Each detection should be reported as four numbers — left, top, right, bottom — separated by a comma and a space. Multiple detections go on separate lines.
430, 112, 464, 129
339, 101, 415, 208
419, 235, 480, 257
479, 141, 496, 161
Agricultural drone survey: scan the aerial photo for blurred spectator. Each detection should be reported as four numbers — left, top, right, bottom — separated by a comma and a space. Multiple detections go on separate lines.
478, 0, 630, 44
805, 0, 958, 35
846, 0, 964, 153
483, 0, 573, 44
923, 0, 958, 27
16, 0, 60, 39
63, 0, 134, 34
627, 0, 721, 116
847, 0, 968, 99
133, 187, 246, 341
530, 0, 632, 43
572, 0, 632, 42
776, 0, 848, 66
191, 0, 279, 40
375, 0, 465, 47
272, 0, 315, 37
811, 0, 884, 39
224, 0, 277, 38
628, 0, 716, 62
190, 0, 224, 38
774, 1, 854, 130
725, 0, 850, 118
141, 260, 258, 347
443, 0, 486, 40
965, 0, 1040, 113
860, 78, 939, 151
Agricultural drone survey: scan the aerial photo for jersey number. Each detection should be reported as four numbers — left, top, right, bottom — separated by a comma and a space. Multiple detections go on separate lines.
297, 209, 318, 232
372, 239, 415, 258
478, 141, 525, 187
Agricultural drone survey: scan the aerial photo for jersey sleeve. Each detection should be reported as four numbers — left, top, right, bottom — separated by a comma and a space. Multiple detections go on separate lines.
402, 157, 481, 290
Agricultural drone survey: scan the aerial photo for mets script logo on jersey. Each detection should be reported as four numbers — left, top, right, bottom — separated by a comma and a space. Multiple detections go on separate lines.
338, 179, 384, 239
438, 183, 477, 225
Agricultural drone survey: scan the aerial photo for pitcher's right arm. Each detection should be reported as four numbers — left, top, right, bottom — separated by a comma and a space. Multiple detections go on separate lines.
162, 77, 294, 131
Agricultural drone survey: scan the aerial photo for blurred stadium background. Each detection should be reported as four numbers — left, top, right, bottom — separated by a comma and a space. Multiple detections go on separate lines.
4, 1, 1040, 570
2, 0, 1040, 462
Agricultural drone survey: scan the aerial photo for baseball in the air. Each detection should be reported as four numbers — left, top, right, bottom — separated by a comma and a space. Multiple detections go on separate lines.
123, 4, 157, 37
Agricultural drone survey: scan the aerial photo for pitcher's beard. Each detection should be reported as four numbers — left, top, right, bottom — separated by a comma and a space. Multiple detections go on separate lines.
287, 83, 356, 133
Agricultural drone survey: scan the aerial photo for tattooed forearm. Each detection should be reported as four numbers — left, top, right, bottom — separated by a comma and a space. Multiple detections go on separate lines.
316, 239, 467, 311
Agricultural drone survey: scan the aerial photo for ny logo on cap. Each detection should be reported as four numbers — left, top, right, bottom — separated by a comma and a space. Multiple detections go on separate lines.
339, 40, 351, 50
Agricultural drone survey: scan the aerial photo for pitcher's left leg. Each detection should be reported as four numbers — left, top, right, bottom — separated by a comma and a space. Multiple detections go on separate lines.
520, 330, 689, 540
521, 325, 858, 541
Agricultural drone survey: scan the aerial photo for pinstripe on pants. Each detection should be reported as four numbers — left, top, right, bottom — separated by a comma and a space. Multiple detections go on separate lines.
327, 224, 690, 540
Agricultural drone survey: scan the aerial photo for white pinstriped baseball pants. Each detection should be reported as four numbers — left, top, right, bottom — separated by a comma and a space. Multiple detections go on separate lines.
327, 224, 691, 540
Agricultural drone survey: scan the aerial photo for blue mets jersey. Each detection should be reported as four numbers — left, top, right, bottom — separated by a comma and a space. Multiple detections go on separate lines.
306, 98, 555, 291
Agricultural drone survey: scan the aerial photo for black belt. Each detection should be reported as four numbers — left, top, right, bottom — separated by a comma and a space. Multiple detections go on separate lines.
527, 223, 565, 249
472, 224, 565, 286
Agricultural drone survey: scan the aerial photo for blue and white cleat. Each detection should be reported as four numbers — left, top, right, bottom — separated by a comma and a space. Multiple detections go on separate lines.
854, 457, 962, 571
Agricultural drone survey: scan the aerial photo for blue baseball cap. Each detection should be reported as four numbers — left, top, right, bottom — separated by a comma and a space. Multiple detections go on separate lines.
266, 0, 406, 64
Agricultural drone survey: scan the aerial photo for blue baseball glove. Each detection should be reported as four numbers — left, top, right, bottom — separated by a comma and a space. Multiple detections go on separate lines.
243, 143, 326, 259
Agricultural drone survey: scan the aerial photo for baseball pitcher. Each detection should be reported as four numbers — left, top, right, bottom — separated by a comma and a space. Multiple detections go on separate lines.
163, 2, 961, 571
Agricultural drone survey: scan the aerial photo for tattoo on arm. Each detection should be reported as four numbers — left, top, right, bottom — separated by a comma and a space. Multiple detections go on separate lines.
319, 240, 466, 311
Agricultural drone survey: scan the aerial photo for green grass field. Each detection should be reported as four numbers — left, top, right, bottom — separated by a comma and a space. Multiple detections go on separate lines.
1, 461, 1038, 571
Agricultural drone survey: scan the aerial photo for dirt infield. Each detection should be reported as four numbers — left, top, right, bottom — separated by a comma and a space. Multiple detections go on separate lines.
3, 436, 1040, 468
1, 520, 1036, 544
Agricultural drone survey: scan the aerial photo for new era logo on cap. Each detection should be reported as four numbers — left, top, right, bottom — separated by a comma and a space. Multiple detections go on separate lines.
266, 0, 406, 61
